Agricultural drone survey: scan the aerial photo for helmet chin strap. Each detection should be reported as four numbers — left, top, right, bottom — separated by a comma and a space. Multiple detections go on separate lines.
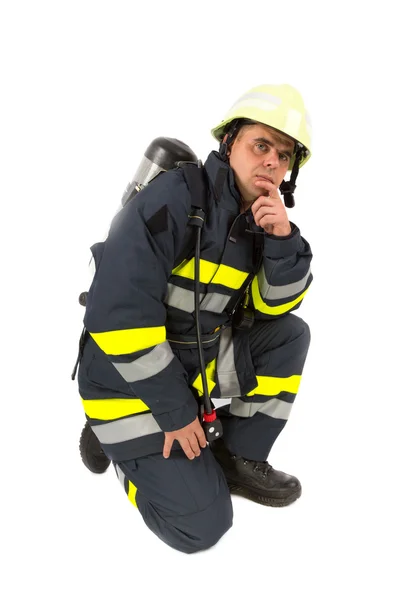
219, 119, 241, 161
279, 144, 305, 208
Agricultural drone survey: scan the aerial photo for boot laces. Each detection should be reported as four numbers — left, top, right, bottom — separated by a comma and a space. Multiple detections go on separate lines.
241, 458, 272, 478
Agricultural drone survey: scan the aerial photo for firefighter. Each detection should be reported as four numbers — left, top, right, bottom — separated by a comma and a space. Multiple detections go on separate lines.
77, 83, 313, 553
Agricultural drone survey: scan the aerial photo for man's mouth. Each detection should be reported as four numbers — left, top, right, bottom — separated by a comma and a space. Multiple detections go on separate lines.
256, 175, 274, 184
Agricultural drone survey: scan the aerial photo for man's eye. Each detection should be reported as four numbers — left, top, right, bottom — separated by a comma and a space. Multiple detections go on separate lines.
256, 143, 267, 151
280, 154, 289, 162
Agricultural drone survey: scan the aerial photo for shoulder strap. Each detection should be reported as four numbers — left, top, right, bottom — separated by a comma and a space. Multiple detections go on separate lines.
173, 163, 209, 268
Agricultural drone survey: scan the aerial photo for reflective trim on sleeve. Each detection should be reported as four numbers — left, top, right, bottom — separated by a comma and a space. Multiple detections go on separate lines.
230, 397, 293, 419
258, 267, 312, 301
246, 374, 301, 397
216, 327, 241, 398
90, 326, 166, 355
112, 341, 174, 383
92, 413, 161, 444
251, 277, 308, 315
82, 398, 150, 420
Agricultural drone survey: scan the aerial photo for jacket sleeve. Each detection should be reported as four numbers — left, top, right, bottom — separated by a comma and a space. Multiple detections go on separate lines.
83, 170, 199, 432
249, 222, 313, 319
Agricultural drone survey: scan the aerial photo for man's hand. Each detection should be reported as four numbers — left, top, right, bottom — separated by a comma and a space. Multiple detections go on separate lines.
252, 179, 291, 236
163, 417, 207, 460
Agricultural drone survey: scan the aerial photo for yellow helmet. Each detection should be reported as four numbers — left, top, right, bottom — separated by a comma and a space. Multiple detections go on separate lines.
211, 83, 312, 169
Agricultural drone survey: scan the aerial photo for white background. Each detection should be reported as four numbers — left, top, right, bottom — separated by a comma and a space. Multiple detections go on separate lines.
1, 1, 399, 598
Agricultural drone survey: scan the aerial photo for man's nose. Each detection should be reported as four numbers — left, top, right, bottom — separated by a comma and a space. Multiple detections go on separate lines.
262, 148, 280, 168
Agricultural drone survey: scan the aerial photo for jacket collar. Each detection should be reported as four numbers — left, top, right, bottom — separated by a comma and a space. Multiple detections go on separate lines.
203, 151, 242, 213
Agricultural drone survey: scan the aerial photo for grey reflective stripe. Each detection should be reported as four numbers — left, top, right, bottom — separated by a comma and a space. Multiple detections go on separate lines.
230, 397, 293, 419
115, 464, 126, 487
165, 284, 204, 312
216, 327, 241, 397
92, 413, 161, 444
200, 292, 231, 313
233, 92, 281, 107
112, 342, 174, 383
165, 284, 230, 314
258, 267, 311, 301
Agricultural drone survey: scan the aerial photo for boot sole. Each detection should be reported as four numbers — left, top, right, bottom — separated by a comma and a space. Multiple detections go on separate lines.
226, 481, 302, 507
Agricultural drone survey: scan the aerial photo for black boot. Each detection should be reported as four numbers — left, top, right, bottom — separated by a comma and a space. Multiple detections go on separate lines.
210, 438, 301, 507
79, 421, 111, 474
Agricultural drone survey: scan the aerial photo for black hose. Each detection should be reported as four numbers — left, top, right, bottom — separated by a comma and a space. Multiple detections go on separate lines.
194, 226, 212, 415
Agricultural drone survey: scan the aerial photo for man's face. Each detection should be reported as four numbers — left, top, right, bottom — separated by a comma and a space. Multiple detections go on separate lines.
227, 123, 295, 205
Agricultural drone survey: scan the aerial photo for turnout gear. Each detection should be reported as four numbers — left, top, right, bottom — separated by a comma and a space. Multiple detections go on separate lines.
75, 82, 314, 553
77, 150, 312, 463
210, 437, 301, 507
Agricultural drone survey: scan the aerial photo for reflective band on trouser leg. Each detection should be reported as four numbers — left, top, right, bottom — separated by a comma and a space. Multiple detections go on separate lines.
115, 464, 126, 487
192, 359, 217, 396
216, 327, 241, 398
112, 341, 174, 382
115, 464, 138, 508
230, 374, 300, 418
230, 396, 294, 419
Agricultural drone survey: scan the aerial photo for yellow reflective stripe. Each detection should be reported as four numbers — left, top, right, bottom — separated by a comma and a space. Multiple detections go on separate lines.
82, 398, 150, 420
212, 264, 248, 289
172, 258, 218, 283
192, 358, 217, 396
172, 258, 248, 290
246, 375, 301, 397
251, 277, 308, 315
90, 326, 166, 355
127, 480, 138, 507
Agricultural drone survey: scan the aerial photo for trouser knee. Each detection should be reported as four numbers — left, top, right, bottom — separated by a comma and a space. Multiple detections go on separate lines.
137, 482, 233, 554
288, 314, 311, 353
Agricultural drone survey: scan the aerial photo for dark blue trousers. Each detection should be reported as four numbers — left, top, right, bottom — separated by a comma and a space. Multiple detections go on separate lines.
116, 315, 310, 553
